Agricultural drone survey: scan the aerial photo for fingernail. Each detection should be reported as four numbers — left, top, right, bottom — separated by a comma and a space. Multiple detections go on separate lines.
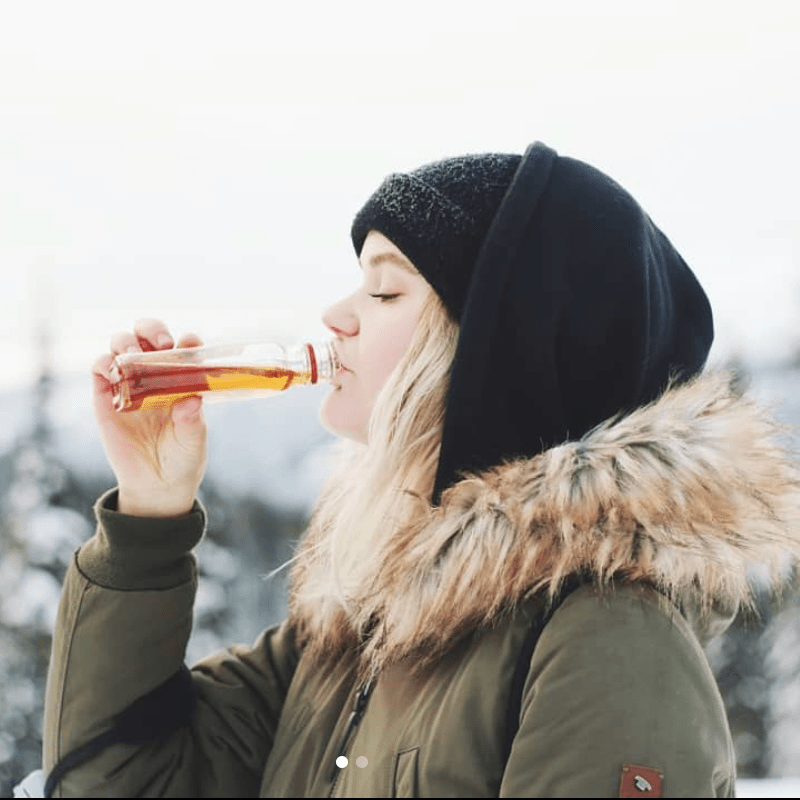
126, 345, 140, 354
157, 334, 173, 347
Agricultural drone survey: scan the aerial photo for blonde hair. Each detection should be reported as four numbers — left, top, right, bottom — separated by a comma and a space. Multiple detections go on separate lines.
288, 289, 459, 642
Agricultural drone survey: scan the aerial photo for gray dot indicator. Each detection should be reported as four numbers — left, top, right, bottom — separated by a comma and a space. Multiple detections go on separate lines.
356, 756, 368, 768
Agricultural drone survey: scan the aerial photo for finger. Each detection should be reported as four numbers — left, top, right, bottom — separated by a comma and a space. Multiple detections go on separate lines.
92, 353, 115, 386
91, 353, 117, 415
176, 332, 204, 349
110, 331, 143, 356
133, 318, 174, 351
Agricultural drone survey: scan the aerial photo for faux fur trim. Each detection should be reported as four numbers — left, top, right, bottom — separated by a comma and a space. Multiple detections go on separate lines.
289, 371, 800, 675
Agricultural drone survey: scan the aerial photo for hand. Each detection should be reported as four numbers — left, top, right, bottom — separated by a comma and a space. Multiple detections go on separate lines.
92, 318, 208, 517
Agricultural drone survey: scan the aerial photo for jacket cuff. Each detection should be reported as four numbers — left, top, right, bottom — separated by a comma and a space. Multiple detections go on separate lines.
76, 487, 206, 591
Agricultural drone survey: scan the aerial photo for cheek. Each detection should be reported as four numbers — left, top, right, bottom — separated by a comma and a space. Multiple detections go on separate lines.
366, 318, 418, 394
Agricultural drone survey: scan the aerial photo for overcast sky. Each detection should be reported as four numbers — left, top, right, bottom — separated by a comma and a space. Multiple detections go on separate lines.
1, 0, 799, 392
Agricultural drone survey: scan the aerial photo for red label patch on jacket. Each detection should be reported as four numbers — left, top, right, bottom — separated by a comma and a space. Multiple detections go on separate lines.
618, 763, 663, 798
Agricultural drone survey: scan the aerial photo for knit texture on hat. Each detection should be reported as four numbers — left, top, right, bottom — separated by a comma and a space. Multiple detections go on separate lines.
351, 154, 520, 320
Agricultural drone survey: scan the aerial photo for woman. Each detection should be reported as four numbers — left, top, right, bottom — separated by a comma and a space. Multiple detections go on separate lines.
43, 142, 800, 797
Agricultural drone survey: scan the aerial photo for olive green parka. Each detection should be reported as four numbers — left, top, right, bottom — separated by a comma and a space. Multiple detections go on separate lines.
43, 372, 800, 797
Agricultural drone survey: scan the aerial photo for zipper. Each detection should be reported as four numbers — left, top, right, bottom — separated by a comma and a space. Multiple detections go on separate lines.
327, 679, 375, 795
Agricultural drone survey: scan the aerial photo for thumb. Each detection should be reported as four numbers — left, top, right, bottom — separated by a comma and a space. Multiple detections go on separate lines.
171, 395, 205, 442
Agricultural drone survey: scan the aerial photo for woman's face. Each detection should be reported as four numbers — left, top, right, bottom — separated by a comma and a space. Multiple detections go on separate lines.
320, 230, 433, 443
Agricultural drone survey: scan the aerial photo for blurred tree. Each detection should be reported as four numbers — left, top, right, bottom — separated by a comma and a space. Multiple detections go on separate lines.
0, 319, 76, 794
762, 568, 800, 777
704, 354, 800, 778
707, 589, 779, 778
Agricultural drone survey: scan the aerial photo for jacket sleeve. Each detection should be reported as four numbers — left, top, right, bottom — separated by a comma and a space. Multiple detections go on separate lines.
499, 584, 737, 798
43, 488, 301, 798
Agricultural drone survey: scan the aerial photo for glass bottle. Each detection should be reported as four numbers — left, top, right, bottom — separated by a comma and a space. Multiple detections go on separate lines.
109, 339, 340, 412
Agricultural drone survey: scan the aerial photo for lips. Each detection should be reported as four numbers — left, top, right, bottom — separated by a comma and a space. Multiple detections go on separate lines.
332, 343, 350, 373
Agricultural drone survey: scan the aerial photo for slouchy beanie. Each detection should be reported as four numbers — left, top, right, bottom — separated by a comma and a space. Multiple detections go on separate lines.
351, 142, 714, 505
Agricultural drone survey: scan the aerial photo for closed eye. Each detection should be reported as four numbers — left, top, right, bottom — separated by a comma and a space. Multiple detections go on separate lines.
368, 293, 400, 302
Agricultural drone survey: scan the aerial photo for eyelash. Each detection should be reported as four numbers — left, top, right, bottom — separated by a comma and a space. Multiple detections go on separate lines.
368, 293, 400, 302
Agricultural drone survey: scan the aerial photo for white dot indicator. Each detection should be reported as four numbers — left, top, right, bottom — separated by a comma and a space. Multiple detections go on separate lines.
356, 756, 368, 768
336, 756, 348, 768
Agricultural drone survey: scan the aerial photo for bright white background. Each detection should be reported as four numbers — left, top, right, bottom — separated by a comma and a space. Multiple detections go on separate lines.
1, 0, 799, 392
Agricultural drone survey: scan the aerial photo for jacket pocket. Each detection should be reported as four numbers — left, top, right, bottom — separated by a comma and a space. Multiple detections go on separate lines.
391, 747, 420, 797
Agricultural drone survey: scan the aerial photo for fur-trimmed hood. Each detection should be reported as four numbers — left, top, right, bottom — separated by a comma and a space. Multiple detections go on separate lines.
289, 371, 800, 675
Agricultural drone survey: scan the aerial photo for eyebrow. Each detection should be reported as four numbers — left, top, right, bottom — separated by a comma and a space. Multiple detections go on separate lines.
364, 251, 419, 274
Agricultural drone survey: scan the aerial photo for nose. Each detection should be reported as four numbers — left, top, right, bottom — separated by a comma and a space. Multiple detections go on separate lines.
322, 293, 359, 338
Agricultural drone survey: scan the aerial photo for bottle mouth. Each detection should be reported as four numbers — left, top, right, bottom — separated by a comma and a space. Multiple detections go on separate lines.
311, 340, 341, 383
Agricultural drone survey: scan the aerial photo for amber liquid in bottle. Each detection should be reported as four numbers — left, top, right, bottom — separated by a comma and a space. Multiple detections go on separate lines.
110, 341, 334, 412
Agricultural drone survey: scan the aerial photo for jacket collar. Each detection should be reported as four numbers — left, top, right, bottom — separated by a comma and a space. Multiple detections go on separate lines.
289, 371, 800, 675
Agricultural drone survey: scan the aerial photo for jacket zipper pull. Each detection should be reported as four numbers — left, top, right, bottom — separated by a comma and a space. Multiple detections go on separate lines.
327, 680, 374, 783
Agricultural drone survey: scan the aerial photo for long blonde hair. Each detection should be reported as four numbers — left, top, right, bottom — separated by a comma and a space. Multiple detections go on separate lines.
288, 289, 459, 641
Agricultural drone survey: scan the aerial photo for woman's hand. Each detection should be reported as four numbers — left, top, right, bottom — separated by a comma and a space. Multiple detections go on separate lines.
92, 318, 208, 517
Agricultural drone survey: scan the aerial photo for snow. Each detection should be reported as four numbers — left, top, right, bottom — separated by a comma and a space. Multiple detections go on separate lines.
195, 537, 241, 582
0, 386, 33, 453
12, 769, 43, 798
20, 506, 90, 567
0, 566, 62, 633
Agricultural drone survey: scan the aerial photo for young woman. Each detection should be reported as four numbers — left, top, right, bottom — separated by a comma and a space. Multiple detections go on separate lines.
43, 142, 800, 797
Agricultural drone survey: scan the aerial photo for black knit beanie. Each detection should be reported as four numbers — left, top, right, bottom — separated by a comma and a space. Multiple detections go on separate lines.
352, 154, 521, 320
351, 141, 714, 505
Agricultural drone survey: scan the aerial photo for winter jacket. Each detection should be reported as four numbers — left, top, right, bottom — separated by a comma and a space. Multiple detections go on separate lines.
43, 372, 800, 797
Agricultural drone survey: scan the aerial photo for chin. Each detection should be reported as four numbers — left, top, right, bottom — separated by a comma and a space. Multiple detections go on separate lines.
319, 390, 368, 444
